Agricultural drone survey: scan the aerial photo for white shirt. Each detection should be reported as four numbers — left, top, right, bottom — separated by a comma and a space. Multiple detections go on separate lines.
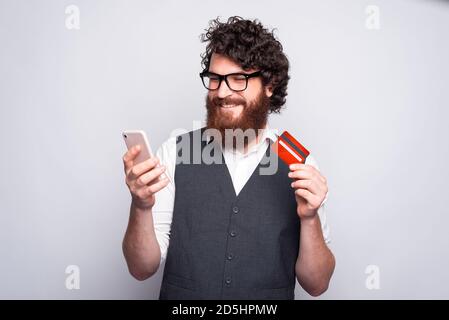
152, 126, 330, 265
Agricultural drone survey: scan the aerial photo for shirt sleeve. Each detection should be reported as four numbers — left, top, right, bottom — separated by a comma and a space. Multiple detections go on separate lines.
305, 154, 331, 245
151, 136, 177, 265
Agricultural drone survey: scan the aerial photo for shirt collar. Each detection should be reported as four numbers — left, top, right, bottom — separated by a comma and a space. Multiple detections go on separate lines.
264, 125, 279, 143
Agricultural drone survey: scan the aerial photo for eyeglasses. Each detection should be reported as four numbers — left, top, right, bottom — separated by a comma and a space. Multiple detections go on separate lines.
199, 71, 262, 92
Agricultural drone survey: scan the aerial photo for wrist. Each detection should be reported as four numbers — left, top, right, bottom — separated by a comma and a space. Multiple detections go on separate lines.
300, 211, 320, 225
131, 200, 152, 215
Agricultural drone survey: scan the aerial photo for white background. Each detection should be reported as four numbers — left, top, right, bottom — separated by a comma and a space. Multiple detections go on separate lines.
0, 0, 448, 299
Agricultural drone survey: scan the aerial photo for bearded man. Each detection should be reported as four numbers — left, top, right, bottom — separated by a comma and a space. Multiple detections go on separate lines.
122, 16, 335, 300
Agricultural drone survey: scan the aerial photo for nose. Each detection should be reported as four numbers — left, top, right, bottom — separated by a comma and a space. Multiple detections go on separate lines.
216, 79, 233, 99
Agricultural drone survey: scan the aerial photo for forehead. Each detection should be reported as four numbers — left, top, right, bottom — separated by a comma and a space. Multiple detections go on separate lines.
209, 53, 256, 74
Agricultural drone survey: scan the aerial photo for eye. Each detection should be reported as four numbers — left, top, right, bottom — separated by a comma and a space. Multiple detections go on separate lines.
208, 75, 220, 81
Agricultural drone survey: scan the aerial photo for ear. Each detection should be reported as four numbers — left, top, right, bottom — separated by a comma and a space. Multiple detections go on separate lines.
265, 85, 273, 98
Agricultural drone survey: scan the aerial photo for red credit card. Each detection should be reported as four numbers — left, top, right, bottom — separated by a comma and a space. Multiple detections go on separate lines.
272, 131, 310, 165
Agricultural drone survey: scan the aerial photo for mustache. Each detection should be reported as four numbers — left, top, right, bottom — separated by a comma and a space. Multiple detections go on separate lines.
208, 96, 246, 108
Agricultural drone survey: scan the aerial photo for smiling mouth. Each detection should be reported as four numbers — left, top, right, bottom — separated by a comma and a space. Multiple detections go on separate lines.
220, 104, 241, 109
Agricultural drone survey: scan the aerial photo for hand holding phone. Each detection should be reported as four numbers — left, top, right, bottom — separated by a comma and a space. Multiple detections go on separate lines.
122, 130, 170, 210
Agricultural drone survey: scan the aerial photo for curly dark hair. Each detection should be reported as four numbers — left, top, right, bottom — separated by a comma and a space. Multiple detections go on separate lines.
200, 16, 290, 113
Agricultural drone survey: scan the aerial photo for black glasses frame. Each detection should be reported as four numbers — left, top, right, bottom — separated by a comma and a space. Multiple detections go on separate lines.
199, 71, 262, 92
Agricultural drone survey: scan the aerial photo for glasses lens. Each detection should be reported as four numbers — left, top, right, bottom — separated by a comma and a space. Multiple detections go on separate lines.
227, 74, 247, 91
202, 73, 220, 90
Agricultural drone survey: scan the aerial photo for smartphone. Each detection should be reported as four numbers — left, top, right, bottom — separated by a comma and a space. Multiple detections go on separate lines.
122, 130, 154, 165
122, 130, 170, 183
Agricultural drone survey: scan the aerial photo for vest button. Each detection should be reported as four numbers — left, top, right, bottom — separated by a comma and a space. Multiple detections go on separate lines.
227, 254, 234, 260
232, 206, 239, 214
230, 231, 237, 237
225, 277, 232, 285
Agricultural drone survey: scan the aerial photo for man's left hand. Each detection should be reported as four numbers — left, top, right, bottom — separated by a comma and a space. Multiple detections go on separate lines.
288, 163, 328, 220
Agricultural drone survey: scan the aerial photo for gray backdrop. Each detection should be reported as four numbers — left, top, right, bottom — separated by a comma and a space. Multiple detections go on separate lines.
1, 0, 448, 299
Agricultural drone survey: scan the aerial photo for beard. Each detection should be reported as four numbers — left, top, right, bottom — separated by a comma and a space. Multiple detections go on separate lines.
205, 91, 270, 149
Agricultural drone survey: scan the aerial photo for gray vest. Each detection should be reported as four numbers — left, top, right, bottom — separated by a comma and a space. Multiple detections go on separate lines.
159, 128, 300, 300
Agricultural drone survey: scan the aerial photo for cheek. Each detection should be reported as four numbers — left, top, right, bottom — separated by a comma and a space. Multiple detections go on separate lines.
245, 83, 264, 101
242, 92, 259, 105
241, 93, 253, 102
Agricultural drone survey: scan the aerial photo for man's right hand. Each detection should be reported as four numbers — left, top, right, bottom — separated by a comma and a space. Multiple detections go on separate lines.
123, 145, 169, 210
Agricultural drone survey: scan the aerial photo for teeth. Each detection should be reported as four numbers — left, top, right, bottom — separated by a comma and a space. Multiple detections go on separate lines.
221, 104, 238, 108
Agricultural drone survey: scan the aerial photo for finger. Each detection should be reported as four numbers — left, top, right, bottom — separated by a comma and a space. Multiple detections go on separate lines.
291, 173, 328, 195
291, 179, 321, 195
295, 188, 320, 206
135, 165, 166, 187
128, 156, 159, 179
145, 177, 170, 195
290, 163, 314, 171
288, 170, 313, 180
289, 164, 326, 183
123, 145, 141, 172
